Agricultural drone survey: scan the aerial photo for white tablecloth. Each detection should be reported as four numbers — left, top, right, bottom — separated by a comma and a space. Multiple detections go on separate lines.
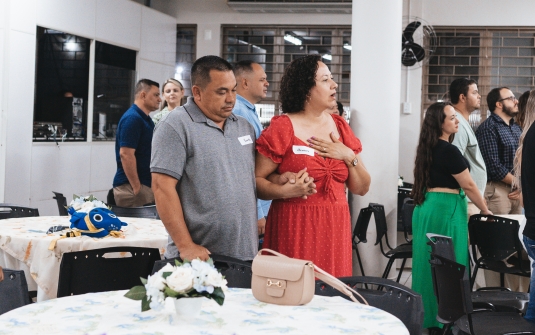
0, 288, 409, 335
0, 216, 167, 301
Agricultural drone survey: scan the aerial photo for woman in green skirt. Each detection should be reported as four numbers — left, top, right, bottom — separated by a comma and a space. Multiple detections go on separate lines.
411, 102, 492, 331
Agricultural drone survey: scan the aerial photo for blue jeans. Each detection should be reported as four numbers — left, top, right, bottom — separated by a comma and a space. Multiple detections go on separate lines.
523, 235, 535, 322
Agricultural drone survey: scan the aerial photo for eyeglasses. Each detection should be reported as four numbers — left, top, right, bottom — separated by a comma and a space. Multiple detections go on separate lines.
498, 96, 517, 102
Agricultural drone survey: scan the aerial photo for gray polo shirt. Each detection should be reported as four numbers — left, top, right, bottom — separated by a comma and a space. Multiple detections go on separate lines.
451, 112, 487, 199
151, 97, 258, 261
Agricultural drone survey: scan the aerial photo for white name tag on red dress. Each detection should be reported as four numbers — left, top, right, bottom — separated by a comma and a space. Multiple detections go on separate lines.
292, 145, 314, 156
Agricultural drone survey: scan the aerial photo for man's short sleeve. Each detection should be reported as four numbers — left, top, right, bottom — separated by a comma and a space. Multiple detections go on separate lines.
451, 122, 469, 155
118, 115, 143, 149
150, 120, 186, 180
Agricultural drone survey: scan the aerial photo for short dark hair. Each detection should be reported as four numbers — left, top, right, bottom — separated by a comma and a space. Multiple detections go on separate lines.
233, 60, 256, 78
449, 78, 477, 104
191, 55, 233, 89
336, 101, 344, 115
279, 54, 322, 113
487, 87, 509, 113
134, 79, 159, 97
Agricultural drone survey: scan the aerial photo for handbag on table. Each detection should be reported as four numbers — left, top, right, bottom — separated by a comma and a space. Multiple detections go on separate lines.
251, 249, 368, 306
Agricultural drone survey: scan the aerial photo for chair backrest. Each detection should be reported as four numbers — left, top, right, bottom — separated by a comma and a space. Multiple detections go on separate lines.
152, 254, 253, 289
52, 191, 68, 216
352, 206, 373, 246
429, 254, 473, 326
369, 203, 389, 246
426, 233, 456, 262
57, 246, 161, 297
315, 276, 424, 335
0, 269, 31, 315
107, 188, 116, 206
110, 205, 159, 219
397, 187, 412, 224
468, 214, 522, 261
401, 198, 415, 237
0, 203, 40, 219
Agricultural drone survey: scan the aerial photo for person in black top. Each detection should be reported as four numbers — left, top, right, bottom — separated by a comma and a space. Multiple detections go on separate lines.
411, 102, 492, 331
513, 89, 535, 323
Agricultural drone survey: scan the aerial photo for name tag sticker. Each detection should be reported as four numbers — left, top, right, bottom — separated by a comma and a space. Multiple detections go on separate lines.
238, 135, 253, 145
292, 145, 314, 156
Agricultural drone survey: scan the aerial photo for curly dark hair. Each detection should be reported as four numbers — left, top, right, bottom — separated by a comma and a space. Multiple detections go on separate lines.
411, 102, 454, 205
279, 55, 322, 113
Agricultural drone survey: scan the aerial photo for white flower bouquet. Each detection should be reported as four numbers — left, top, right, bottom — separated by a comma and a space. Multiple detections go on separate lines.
67, 194, 108, 214
124, 258, 227, 311
398, 175, 404, 187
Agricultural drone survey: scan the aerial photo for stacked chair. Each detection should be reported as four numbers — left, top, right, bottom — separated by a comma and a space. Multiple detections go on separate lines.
52, 191, 69, 216
428, 233, 534, 334
110, 204, 159, 219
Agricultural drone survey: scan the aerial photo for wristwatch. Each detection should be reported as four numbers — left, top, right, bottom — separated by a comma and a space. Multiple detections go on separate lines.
350, 155, 359, 166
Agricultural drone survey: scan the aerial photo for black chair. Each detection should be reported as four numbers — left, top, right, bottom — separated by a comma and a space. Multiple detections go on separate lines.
397, 186, 412, 231
0, 204, 40, 219
427, 233, 529, 315
351, 206, 374, 276
152, 254, 253, 289
0, 269, 31, 315
106, 188, 116, 206
57, 247, 161, 297
400, 198, 415, 243
429, 254, 535, 335
369, 203, 412, 282
469, 214, 531, 289
315, 276, 424, 335
52, 191, 68, 216
110, 205, 159, 219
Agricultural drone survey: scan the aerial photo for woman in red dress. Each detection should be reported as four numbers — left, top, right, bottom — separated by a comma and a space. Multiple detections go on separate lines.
255, 55, 371, 277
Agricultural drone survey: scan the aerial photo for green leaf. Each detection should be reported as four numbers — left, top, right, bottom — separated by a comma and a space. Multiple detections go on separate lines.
174, 259, 184, 266
140, 277, 148, 285
73, 194, 80, 200
164, 286, 180, 298
124, 286, 147, 300
141, 295, 151, 312
161, 272, 172, 279
211, 287, 225, 306
206, 258, 214, 267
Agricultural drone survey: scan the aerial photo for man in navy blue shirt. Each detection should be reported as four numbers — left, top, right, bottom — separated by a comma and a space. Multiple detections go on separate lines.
113, 79, 161, 207
476, 87, 522, 214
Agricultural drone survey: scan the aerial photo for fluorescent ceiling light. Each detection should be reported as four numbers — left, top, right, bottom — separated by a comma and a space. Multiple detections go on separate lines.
284, 34, 302, 46
65, 42, 78, 51
343, 44, 352, 51
322, 54, 332, 61
176, 66, 183, 74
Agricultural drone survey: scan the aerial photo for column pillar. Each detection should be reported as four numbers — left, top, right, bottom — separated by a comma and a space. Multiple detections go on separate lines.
350, 0, 402, 277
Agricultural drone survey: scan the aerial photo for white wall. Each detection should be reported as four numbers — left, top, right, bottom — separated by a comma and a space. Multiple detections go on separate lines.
1, 0, 176, 215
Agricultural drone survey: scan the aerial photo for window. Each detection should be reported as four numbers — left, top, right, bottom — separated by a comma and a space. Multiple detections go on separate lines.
423, 28, 535, 129
222, 25, 351, 126
33, 26, 137, 142
34, 27, 90, 141
93, 42, 136, 141
175, 25, 196, 102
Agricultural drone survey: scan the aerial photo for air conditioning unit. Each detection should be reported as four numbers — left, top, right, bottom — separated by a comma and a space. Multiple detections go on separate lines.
226, 1, 352, 14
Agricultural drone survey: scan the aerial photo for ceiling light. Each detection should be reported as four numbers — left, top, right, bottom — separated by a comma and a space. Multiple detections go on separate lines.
65, 42, 78, 51
322, 54, 332, 61
343, 43, 352, 51
176, 66, 183, 74
284, 34, 302, 46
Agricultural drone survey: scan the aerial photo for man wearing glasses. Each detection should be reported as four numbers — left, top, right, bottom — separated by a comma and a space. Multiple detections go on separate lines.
476, 87, 522, 215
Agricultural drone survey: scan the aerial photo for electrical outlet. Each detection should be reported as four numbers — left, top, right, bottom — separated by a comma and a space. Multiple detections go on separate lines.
402, 102, 411, 114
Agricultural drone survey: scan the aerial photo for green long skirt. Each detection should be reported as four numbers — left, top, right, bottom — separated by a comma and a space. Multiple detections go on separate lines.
411, 190, 469, 329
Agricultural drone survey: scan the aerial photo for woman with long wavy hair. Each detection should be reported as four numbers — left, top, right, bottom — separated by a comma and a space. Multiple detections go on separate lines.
411, 102, 491, 331
513, 90, 535, 324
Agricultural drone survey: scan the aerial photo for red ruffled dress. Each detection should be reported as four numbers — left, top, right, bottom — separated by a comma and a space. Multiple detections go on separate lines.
256, 114, 363, 277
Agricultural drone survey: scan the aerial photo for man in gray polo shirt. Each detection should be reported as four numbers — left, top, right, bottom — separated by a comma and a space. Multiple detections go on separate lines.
151, 56, 258, 261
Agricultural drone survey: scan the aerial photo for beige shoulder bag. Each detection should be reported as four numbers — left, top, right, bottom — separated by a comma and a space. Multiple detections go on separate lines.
251, 249, 368, 306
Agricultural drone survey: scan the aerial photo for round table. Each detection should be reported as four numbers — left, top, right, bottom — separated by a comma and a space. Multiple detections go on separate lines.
0, 288, 409, 334
0, 216, 168, 301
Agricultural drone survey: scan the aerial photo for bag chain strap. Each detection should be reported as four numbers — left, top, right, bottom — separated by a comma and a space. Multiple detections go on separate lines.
258, 249, 369, 305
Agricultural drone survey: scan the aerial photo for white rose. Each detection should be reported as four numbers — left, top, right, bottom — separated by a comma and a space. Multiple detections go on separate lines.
206, 269, 227, 289
157, 263, 175, 275
166, 267, 194, 293
79, 201, 96, 213
146, 273, 166, 291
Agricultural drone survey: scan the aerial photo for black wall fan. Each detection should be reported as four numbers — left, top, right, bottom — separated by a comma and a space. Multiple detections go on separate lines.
401, 17, 437, 69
